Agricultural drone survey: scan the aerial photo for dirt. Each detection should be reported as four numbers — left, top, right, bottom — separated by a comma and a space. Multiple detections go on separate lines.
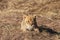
0, 0, 60, 40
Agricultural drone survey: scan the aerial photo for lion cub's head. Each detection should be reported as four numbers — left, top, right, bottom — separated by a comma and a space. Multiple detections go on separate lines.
21, 15, 36, 31
23, 15, 36, 26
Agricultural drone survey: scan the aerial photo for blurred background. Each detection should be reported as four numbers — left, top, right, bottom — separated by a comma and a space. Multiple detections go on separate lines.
0, 0, 60, 40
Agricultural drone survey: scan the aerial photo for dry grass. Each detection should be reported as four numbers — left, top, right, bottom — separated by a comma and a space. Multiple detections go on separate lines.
0, 0, 60, 40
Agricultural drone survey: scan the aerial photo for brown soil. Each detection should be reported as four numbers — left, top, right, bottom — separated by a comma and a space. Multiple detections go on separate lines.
0, 0, 60, 40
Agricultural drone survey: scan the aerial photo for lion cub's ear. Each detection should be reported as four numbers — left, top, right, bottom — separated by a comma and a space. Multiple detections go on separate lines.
23, 15, 27, 19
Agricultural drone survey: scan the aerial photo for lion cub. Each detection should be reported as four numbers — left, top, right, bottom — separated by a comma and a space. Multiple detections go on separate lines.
21, 15, 37, 32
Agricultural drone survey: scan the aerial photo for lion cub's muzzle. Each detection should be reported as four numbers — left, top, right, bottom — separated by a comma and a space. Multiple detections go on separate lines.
26, 24, 34, 31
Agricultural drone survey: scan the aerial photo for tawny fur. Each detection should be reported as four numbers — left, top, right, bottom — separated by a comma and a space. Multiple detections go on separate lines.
21, 15, 36, 32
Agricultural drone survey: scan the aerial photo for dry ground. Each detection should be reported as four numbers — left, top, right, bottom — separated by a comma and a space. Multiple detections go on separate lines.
0, 0, 60, 40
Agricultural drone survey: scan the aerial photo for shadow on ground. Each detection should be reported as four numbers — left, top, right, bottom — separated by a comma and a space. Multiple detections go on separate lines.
38, 25, 60, 35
